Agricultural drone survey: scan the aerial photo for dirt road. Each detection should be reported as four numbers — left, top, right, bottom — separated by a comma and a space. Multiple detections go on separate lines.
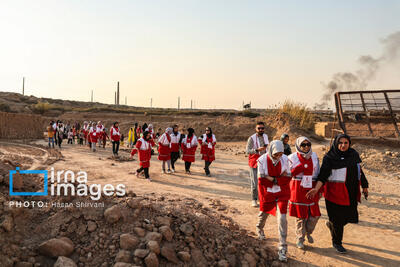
34, 140, 400, 266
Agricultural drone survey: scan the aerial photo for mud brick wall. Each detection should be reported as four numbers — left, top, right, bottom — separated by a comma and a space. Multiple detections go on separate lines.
0, 112, 48, 139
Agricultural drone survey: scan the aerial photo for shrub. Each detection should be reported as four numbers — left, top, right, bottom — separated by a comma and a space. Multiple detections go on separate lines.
31, 102, 52, 114
278, 100, 315, 131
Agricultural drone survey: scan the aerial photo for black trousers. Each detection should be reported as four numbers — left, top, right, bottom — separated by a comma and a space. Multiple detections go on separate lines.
185, 161, 192, 171
137, 167, 149, 178
204, 161, 212, 175
327, 221, 344, 245
112, 141, 120, 155
171, 152, 180, 169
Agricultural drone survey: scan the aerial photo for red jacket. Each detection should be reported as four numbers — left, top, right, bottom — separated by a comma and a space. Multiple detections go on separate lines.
257, 154, 291, 216
288, 152, 322, 218
201, 134, 216, 162
89, 131, 99, 143
135, 138, 155, 168
248, 133, 269, 168
181, 135, 197, 162
170, 132, 181, 152
158, 133, 171, 161
110, 126, 121, 141
324, 164, 362, 206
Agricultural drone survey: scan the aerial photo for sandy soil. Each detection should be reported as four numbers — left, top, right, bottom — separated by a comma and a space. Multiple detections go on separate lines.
32, 139, 400, 267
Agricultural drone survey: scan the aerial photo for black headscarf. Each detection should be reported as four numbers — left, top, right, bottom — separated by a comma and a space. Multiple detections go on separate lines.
143, 131, 150, 141
142, 123, 148, 132
187, 128, 194, 138
206, 127, 212, 138
326, 134, 361, 169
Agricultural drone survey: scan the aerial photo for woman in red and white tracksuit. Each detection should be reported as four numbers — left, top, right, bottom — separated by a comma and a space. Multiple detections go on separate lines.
89, 122, 98, 152
158, 127, 172, 173
82, 121, 89, 145
169, 124, 182, 172
181, 128, 198, 174
257, 140, 291, 262
201, 127, 216, 176
110, 122, 121, 156
288, 136, 321, 249
130, 131, 155, 180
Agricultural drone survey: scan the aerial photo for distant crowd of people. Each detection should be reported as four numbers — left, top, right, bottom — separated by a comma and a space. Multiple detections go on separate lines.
46, 120, 217, 178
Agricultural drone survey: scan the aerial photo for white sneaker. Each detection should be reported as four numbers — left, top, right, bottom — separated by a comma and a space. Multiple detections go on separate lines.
167, 169, 172, 174
251, 200, 259, 207
256, 228, 266, 240
278, 249, 288, 262
296, 240, 304, 249
171, 169, 175, 173
161, 170, 166, 174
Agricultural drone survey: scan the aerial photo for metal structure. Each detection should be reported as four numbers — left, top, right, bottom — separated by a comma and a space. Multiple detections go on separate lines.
334, 90, 400, 139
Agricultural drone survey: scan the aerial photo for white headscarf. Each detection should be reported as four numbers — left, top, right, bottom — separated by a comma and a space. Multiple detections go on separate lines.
267, 140, 284, 166
295, 136, 312, 159
165, 127, 173, 134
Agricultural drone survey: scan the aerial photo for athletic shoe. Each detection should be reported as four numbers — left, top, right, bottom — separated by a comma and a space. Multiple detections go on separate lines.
333, 243, 347, 254
296, 240, 304, 249
136, 171, 140, 178
171, 169, 175, 173
278, 249, 287, 262
167, 169, 172, 174
206, 173, 211, 177
251, 200, 259, 207
256, 228, 266, 240
161, 170, 166, 174
306, 234, 314, 244
147, 177, 152, 182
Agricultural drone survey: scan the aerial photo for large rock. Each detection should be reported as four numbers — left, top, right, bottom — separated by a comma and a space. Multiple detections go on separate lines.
191, 248, 207, 267
115, 250, 132, 263
244, 253, 256, 267
1, 215, 13, 232
127, 198, 142, 209
159, 226, 174, 242
161, 244, 179, 264
133, 227, 146, 237
179, 223, 194, 236
145, 232, 162, 243
120, 233, 139, 250
147, 240, 160, 255
38, 237, 74, 258
134, 249, 149, 258
87, 221, 97, 232
144, 252, 159, 267
177, 251, 191, 262
155, 216, 171, 227
54, 256, 77, 267
104, 205, 122, 223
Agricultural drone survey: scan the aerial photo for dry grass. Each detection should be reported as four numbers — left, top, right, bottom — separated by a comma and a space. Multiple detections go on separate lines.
278, 100, 315, 131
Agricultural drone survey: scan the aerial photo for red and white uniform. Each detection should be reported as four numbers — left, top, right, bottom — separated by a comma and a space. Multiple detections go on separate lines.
181, 135, 198, 162
133, 138, 155, 168
82, 124, 89, 140
198, 134, 206, 155
201, 134, 216, 162
89, 129, 99, 143
110, 126, 121, 142
248, 133, 269, 168
288, 152, 321, 218
257, 154, 291, 216
170, 132, 181, 152
96, 124, 104, 133
324, 163, 363, 206
158, 132, 171, 161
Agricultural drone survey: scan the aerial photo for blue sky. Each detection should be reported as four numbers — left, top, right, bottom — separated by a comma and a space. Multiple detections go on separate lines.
0, 0, 399, 109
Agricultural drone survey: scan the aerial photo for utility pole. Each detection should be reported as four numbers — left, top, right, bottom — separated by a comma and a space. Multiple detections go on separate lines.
22, 77, 25, 95
91, 90, 93, 102
117, 81, 120, 105
125, 96, 127, 105
178, 97, 180, 110
191, 100, 193, 109
150, 98, 153, 108
114, 92, 117, 105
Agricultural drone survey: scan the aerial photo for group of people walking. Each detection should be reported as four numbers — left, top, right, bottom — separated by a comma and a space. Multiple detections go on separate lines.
130, 125, 217, 180
247, 122, 369, 262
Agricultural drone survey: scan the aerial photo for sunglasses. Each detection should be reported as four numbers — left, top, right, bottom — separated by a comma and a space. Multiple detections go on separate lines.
257, 127, 265, 130
300, 143, 311, 147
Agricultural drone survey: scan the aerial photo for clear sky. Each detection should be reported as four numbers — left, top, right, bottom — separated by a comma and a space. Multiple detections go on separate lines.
0, 0, 399, 109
